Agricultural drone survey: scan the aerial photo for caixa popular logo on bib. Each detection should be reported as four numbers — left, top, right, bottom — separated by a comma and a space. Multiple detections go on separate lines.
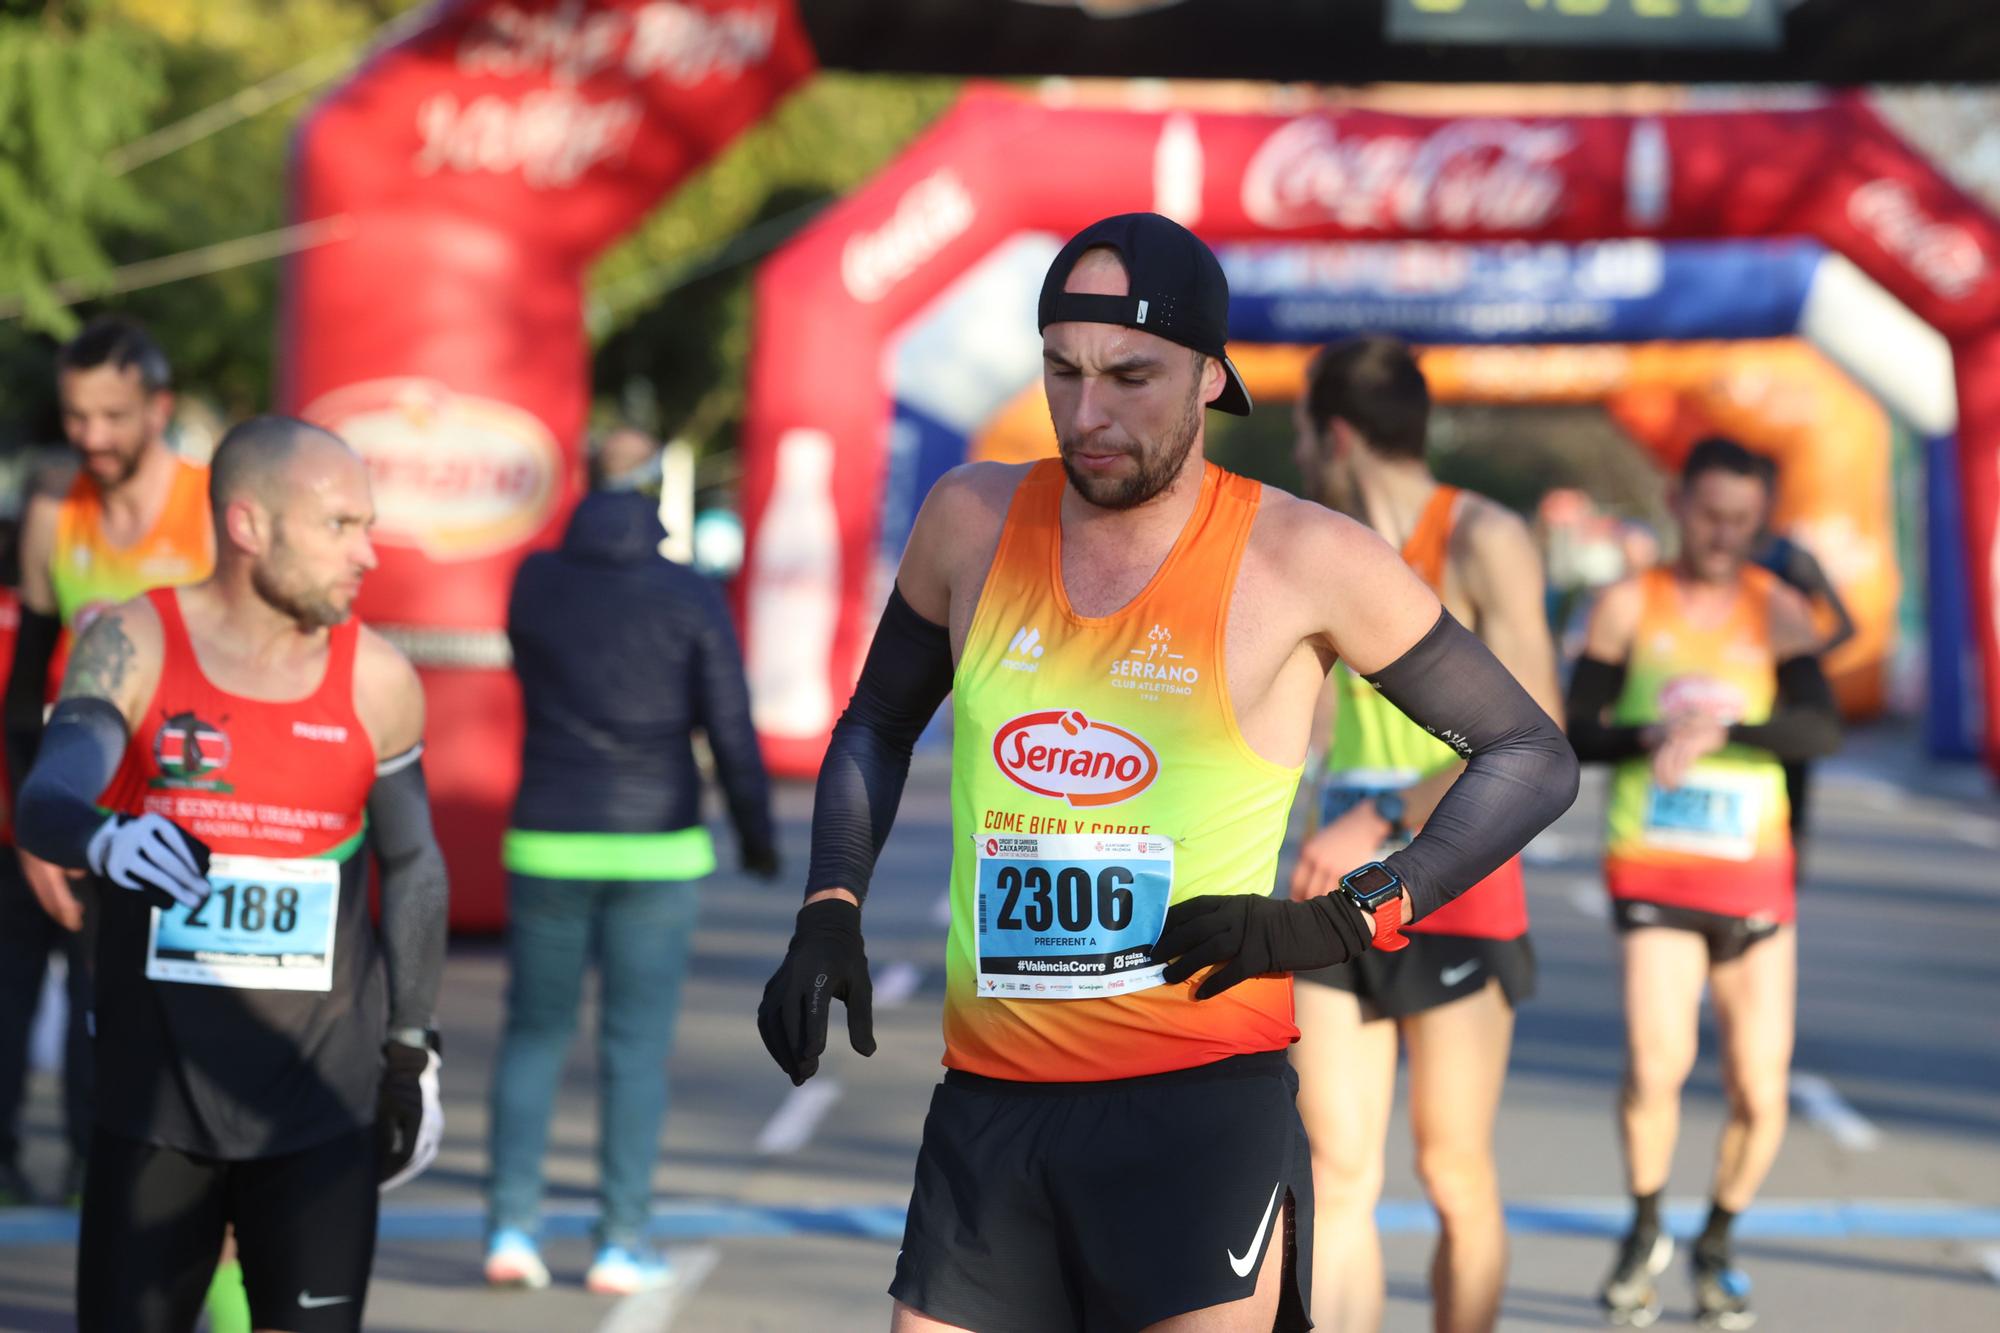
992, 710, 1158, 807
151, 711, 233, 792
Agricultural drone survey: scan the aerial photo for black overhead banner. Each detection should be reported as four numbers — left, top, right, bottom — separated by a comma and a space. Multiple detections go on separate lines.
1385, 0, 1783, 53
798, 0, 1995, 82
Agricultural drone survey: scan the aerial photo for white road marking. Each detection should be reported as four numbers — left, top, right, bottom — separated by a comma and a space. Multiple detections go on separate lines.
931, 891, 953, 928
1523, 830, 1589, 865
755, 1080, 845, 1156
1790, 1072, 1882, 1151
1568, 885, 1610, 920
1949, 821, 2000, 849
875, 962, 923, 1008
594, 1245, 720, 1333
1977, 1247, 2000, 1285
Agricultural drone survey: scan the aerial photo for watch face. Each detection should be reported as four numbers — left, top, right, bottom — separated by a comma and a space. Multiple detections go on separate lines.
1343, 862, 1399, 903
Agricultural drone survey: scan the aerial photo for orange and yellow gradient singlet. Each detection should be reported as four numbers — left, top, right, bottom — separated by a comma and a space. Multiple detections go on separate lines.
50, 454, 214, 633
943, 461, 1304, 1083
1604, 567, 1794, 921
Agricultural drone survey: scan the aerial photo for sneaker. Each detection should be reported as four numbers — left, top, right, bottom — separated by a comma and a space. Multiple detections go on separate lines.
1693, 1251, 1756, 1330
585, 1243, 672, 1296
483, 1228, 551, 1290
1599, 1228, 1673, 1328
0, 1160, 35, 1208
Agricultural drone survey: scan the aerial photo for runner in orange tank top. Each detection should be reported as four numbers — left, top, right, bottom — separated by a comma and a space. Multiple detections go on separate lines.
757, 214, 1577, 1333
1566, 438, 1838, 1330
1291, 337, 1564, 1333
15, 415, 449, 1333
0, 318, 213, 1211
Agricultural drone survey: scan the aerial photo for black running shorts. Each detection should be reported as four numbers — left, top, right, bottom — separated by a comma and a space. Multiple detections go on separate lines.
1296, 931, 1537, 1019
77, 1125, 380, 1333
1613, 899, 1784, 964
890, 1049, 1312, 1333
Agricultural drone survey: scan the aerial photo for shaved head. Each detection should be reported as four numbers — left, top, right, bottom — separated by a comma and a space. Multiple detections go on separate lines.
210, 414, 377, 629
209, 414, 350, 526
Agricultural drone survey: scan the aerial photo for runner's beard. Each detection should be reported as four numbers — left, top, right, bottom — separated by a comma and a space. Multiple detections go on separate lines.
252, 546, 352, 631
1058, 373, 1204, 511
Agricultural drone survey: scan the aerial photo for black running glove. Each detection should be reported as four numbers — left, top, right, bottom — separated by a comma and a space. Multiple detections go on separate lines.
376, 1036, 443, 1190
758, 900, 875, 1085
1154, 892, 1374, 1000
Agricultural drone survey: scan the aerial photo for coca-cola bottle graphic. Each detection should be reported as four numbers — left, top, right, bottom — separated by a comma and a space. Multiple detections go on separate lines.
748, 429, 841, 739
1153, 113, 1204, 225
1625, 119, 1670, 231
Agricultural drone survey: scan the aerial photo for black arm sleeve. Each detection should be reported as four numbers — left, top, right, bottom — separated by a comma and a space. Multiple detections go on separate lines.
4, 608, 61, 792
369, 750, 450, 1032
802, 586, 955, 905
1371, 611, 1581, 923
687, 576, 776, 861
1726, 655, 1841, 760
15, 697, 127, 869
1564, 656, 1650, 762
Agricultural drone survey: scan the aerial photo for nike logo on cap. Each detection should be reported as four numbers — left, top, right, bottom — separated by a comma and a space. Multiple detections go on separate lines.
1227, 1182, 1282, 1278
298, 1292, 352, 1309
1440, 959, 1482, 987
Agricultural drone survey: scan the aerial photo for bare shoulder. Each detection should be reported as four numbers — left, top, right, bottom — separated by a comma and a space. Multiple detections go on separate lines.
1247, 483, 1386, 567
1580, 575, 1646, 660
354, 626, 425, 760
1248, 485, 1441, 675
16, 492, 62, 610
1765, 579, 1820, 657
58, 596, 164, 721
1453, 494, 1545, 589
1455, 492, 1537, 557
901, 461, 1036, 621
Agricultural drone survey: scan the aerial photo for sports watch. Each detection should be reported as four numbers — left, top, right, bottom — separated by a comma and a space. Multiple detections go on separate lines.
1338, 860, 1410, 953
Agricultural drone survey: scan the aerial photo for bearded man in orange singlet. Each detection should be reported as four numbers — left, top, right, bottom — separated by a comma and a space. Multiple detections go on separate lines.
1, 317, 213, 1204
758, 214, 1578, 1333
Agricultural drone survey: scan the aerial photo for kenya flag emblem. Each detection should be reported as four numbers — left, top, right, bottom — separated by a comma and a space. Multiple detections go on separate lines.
153, 712, 232, 785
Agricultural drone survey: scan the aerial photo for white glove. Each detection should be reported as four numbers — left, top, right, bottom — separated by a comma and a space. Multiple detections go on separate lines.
86, 813, 211, 912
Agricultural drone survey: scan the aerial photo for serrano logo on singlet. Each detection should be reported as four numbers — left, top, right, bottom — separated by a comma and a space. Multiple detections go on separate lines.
152, 711, 233, 792
991, 709, 1159, 808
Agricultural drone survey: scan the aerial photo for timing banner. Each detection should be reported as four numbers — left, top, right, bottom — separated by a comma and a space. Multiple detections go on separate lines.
282, 1, 815, 926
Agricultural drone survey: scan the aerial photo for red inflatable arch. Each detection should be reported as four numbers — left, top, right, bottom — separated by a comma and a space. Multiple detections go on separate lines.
741, 85, 2000, 777
283, 1, 816, 926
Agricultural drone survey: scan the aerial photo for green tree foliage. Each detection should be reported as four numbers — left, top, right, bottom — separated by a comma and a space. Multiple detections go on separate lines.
0, 0, 956, 466
591, 73, 961, 463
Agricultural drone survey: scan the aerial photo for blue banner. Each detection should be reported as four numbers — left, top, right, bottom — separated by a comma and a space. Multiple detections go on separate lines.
1219, 239, 1821, 346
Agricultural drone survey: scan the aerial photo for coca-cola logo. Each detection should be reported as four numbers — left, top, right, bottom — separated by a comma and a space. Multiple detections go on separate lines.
841, 169, 976, 304
992, 709, 1159, 807
1243, 117, 1574, 233
458, 2, 780, 88
1847, 178, 1989, 303
303, 378, 562, 563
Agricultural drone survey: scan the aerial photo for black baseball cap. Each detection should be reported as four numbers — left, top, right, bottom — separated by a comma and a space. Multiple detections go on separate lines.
1037, 212, 1252, 416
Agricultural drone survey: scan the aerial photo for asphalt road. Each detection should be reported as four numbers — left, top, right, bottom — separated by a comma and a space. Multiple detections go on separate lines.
3, 724, 1997, 1332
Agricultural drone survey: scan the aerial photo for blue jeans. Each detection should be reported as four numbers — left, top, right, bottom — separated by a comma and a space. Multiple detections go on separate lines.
486, 875, 699, 1247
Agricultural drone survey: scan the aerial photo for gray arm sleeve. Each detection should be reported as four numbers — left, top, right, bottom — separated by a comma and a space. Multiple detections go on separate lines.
369, 748, 449, 1032
1370, 611, 1581, 922
15, 697, 127, 869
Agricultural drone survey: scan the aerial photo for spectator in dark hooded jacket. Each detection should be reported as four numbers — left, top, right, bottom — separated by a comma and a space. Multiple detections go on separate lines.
483, 467, 775, 1295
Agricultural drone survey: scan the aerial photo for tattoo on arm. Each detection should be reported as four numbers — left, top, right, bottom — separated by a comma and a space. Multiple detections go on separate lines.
59, 617, 136, 703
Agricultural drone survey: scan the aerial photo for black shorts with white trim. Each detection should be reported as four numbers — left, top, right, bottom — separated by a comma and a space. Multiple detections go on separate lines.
891, 1049, 1312, 1333
1296, 931, 1537, 1019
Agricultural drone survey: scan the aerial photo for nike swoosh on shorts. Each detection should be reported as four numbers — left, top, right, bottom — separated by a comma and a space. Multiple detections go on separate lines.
1440, 959, 1482, 987
298, 1292, 352, 1308
1227, 1182, 1283, 1278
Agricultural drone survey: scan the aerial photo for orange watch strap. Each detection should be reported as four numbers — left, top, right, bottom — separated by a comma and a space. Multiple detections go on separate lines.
1372, 892, 1411, 953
